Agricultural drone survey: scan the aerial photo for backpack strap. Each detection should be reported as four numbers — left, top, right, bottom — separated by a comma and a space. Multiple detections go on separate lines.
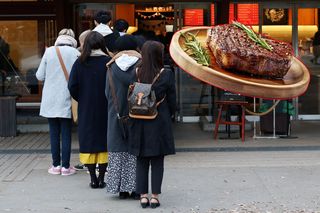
151, 68, 165, 85
135, 68, 165, 84
153, 68, 166, 106
135, 68, 140, 83
156, 95, 166, 107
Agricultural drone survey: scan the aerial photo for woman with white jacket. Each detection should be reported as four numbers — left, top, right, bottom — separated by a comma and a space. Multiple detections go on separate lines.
36, 28, 80, 176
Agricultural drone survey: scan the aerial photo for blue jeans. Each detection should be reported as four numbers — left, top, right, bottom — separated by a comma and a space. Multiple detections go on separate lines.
48, 118, 72, 168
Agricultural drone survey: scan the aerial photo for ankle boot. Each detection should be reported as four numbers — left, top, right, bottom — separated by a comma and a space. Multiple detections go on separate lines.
98, 163, 107, 188
85, 164, 98, 188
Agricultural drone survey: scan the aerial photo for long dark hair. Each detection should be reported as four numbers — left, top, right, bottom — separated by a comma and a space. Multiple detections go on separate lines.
138, 40, 164, 83
79, 31, 108, 63
114, 34, 138, 52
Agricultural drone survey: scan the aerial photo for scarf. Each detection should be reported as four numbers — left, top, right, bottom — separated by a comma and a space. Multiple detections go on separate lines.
93, 24, 113, 37
90, 49, 108, 57
54, 35, 77, 48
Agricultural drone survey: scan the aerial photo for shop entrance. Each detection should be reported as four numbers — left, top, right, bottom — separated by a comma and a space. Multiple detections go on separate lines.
296, 4, 320, 119
259, 2, 320, 120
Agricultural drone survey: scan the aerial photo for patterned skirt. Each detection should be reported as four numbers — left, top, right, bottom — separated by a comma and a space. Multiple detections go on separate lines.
106, 152, 137, 194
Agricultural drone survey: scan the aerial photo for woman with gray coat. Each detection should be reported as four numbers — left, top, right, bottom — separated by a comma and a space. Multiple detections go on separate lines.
105, 35, 140, 199
36, 28, 80, 176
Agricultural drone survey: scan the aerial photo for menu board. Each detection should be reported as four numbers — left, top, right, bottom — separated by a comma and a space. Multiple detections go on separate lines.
229, 4, 235, 23
237, 4, 259, 25
184, 9, 204, 26
211, 4, 215, 25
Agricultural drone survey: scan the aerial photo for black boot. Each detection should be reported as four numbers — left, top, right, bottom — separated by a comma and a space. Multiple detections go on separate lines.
130, 192, 140, 200
119, 192, 130, 199
85, 164, 98, 189
97, 163, 107, 188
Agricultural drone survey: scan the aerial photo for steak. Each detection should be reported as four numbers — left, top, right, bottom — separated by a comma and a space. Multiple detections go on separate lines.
207, 24, 293, 78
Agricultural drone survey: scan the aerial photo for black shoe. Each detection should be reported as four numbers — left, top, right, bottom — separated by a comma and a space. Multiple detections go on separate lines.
119, 192, 130, 199
140, 197, 149, 208
98, 181, 106, 189
130, 192, 140, 200
150, 197, 160, 209
89, 181, 99, 189
74, 164, 86, 171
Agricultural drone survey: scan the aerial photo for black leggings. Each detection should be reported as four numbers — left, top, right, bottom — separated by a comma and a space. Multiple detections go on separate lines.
135, 156, 164, 194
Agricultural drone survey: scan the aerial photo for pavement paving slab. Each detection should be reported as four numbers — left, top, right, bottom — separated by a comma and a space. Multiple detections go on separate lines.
0, 152, 320, 213
1, 122, 320, 212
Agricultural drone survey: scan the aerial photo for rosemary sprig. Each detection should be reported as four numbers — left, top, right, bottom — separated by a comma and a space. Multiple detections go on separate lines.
232, 21, 273, 51
181, 32, 210, 67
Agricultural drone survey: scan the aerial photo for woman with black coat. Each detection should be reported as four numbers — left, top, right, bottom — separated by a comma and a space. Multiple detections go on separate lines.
128, 40, 176, 208
68, 31, 111, 188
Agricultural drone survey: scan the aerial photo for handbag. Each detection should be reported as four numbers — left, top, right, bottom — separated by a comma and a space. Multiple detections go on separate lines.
127, 68, 165, 119
55, 47, 78, 123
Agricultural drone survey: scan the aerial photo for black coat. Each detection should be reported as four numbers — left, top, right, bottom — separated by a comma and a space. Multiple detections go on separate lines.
68, 56, 111, 153
104, 31, 120, 52
128, 68, 176, 157
105, 60, 137, 152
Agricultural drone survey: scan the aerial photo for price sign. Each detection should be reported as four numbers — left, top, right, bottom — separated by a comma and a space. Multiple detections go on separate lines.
184, 9, 204, 26
237, 4, 259, 25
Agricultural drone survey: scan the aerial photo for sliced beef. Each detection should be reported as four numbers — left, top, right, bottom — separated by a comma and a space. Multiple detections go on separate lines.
207, 24, 293, 78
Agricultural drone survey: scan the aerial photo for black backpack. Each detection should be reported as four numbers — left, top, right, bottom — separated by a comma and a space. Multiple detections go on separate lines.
128, 68, 165, 119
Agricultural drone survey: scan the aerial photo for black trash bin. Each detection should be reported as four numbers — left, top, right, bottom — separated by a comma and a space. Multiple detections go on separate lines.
260, 112, 290, 135
0, 96, 17, 137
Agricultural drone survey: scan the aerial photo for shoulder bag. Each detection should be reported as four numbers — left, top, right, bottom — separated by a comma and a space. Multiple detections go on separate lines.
55, 47, 78, 123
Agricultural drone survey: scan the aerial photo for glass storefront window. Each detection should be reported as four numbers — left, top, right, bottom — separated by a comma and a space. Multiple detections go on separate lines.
0, 21, 39, 97
74, 3, 114, 36
297, 8, 320, 115
0, 20, 56, 98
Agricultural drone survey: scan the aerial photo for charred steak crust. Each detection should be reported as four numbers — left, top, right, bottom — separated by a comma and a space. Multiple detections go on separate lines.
207, 24, 293, 78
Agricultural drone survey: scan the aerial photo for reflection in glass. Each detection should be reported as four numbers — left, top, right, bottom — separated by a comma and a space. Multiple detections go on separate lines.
0, 20, 56, 98
297, 8, 320, 115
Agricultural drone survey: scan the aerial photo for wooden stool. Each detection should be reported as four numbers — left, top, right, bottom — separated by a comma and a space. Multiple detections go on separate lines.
214, 100, 248, 142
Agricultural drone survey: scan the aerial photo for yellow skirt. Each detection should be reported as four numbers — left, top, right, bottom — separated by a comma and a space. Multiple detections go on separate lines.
79, 152, 108, 164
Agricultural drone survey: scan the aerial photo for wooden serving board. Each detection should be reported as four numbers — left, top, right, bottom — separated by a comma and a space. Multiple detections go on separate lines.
169, 26, 310, 99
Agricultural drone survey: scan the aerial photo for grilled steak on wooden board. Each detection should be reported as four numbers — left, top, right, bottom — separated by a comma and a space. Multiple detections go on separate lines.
207, 24, 293, 78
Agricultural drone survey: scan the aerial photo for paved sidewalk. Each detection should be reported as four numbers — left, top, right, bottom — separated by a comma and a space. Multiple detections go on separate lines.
1, 151, 320, 213
1, 121, 320, 212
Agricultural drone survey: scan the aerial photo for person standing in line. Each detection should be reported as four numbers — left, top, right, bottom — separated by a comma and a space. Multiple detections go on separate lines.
113, 19, 129, 37
36, 28, 79, 176
128, 41, 176, 208
312, 29, 320, 64
105, 35, 141, 199
78, 29, 91, 52
73, 29, 91, 172
93, 10, 119, 53
68, 31, 110, 188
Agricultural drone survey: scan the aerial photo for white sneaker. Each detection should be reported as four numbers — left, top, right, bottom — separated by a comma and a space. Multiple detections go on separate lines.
61, 166, 76, 176
48, 165, 61, 175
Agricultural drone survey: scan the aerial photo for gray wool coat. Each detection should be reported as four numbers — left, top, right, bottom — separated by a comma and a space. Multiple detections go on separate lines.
105, 55, 139, 152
